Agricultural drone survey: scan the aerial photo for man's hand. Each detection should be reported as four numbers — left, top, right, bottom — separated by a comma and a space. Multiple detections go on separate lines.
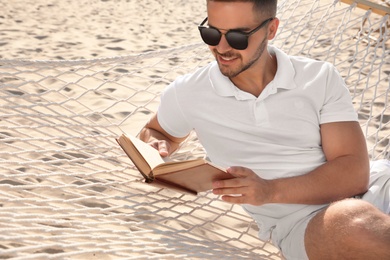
213, 122, 370, 206
212, 166, 274, 205
140, 113, 188, 157
147, 139, 171, 157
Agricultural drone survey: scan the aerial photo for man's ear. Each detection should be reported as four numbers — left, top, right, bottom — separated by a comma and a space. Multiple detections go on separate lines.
267, 18, 279, 40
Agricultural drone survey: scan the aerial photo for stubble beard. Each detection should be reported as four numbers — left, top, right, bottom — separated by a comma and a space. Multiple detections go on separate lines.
215, 35, 268, 78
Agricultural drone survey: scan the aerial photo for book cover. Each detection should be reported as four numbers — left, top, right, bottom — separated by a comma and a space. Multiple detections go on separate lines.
116, 133, 233, 195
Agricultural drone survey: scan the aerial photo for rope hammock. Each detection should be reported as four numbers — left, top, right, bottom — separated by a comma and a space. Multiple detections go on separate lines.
1, 0, 389, 259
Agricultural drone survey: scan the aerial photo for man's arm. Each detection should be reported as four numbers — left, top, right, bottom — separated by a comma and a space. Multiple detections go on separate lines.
213, 121, 370, 205
139, 113, 188, 157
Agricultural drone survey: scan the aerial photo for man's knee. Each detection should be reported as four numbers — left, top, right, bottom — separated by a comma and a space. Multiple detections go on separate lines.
305, 199, 390, 259
328, 199, 388, 239
308, 199, 382, 245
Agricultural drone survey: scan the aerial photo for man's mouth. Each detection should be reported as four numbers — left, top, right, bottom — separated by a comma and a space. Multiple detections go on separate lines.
220, 55, 237, 61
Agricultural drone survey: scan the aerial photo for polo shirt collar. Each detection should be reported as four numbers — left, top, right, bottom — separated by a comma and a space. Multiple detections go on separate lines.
209, 45, 297, 100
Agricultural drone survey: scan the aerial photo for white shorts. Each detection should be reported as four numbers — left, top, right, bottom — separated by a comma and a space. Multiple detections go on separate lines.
274, 159, 390, 260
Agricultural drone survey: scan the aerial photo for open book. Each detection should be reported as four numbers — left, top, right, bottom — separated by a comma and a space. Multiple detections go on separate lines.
116, 133, 233, 195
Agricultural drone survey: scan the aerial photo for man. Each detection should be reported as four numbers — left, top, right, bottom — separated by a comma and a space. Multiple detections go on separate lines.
140, 0, 390, 259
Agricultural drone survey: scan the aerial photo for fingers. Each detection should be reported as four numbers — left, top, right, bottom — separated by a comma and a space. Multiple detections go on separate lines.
221, 194, 246, 204
227, 166, 254, 177
156, 141, 169, 157
212, 167, 266, 205
212, 166, 253, 188
212, 185, 243, 195
212, 169, 248, 202
149, 140, 170, 157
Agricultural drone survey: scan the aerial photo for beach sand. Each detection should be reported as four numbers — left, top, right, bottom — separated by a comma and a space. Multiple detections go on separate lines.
1, 0, 388, 61
0, 0, 207, 60
0, 0, 389, 259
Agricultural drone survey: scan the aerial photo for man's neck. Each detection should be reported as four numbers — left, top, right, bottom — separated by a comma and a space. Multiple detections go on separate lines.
230, 53, 277, 97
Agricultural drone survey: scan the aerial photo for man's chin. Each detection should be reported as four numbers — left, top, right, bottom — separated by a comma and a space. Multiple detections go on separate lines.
218, 64, 241, 78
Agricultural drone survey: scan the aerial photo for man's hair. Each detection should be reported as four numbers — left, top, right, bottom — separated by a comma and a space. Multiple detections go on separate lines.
207, 0, 277, 18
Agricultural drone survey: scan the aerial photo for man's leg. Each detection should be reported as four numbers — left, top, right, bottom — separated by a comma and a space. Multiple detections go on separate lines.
304, 198, 390, 260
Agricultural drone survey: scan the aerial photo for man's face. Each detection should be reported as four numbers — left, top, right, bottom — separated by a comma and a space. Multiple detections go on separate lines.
206, 1, 272, 78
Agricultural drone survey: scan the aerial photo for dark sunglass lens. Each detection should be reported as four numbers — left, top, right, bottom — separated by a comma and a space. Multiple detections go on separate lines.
200, 28, 221, 46
225, 31, 248, 50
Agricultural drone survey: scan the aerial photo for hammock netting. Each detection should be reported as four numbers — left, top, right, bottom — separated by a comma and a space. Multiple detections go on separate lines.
1, 0, 389, 259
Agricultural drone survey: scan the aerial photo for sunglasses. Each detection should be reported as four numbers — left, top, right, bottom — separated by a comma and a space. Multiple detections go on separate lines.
198, 17, 274, 50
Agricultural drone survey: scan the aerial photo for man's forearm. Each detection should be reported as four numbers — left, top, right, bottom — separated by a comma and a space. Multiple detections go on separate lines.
139, 127, 180, 156
139, 126, 165, 143
269, 155, 369, 205
139, 113, 188, 156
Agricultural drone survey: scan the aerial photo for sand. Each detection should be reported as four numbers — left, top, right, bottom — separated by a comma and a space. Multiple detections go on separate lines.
0, 0, 207, 60
0, 0, 389, 259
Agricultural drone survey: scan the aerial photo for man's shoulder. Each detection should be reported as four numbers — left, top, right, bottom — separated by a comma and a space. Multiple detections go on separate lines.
289, 55, 337, 80
271, 45, 335, 78
176, 62, 215, 82
171, 62, 216, 92
289, 54, 332, 68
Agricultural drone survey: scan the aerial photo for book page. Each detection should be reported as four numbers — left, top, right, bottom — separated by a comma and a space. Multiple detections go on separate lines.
125, 134, 165, 170
153, 159, 219, 174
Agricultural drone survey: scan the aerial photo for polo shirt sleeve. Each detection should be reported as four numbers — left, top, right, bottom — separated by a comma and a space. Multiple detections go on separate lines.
320, 64, 358, 124
157, 78, 192, 138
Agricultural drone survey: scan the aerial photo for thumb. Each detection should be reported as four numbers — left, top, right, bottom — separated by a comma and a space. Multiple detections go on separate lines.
158, 141, 169, 157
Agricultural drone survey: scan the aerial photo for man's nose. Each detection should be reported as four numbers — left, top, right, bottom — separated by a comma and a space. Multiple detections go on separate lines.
215, 34, 233, 52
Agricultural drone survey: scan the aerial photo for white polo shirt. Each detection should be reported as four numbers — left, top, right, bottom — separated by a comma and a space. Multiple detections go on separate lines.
157, 45, 358, 240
